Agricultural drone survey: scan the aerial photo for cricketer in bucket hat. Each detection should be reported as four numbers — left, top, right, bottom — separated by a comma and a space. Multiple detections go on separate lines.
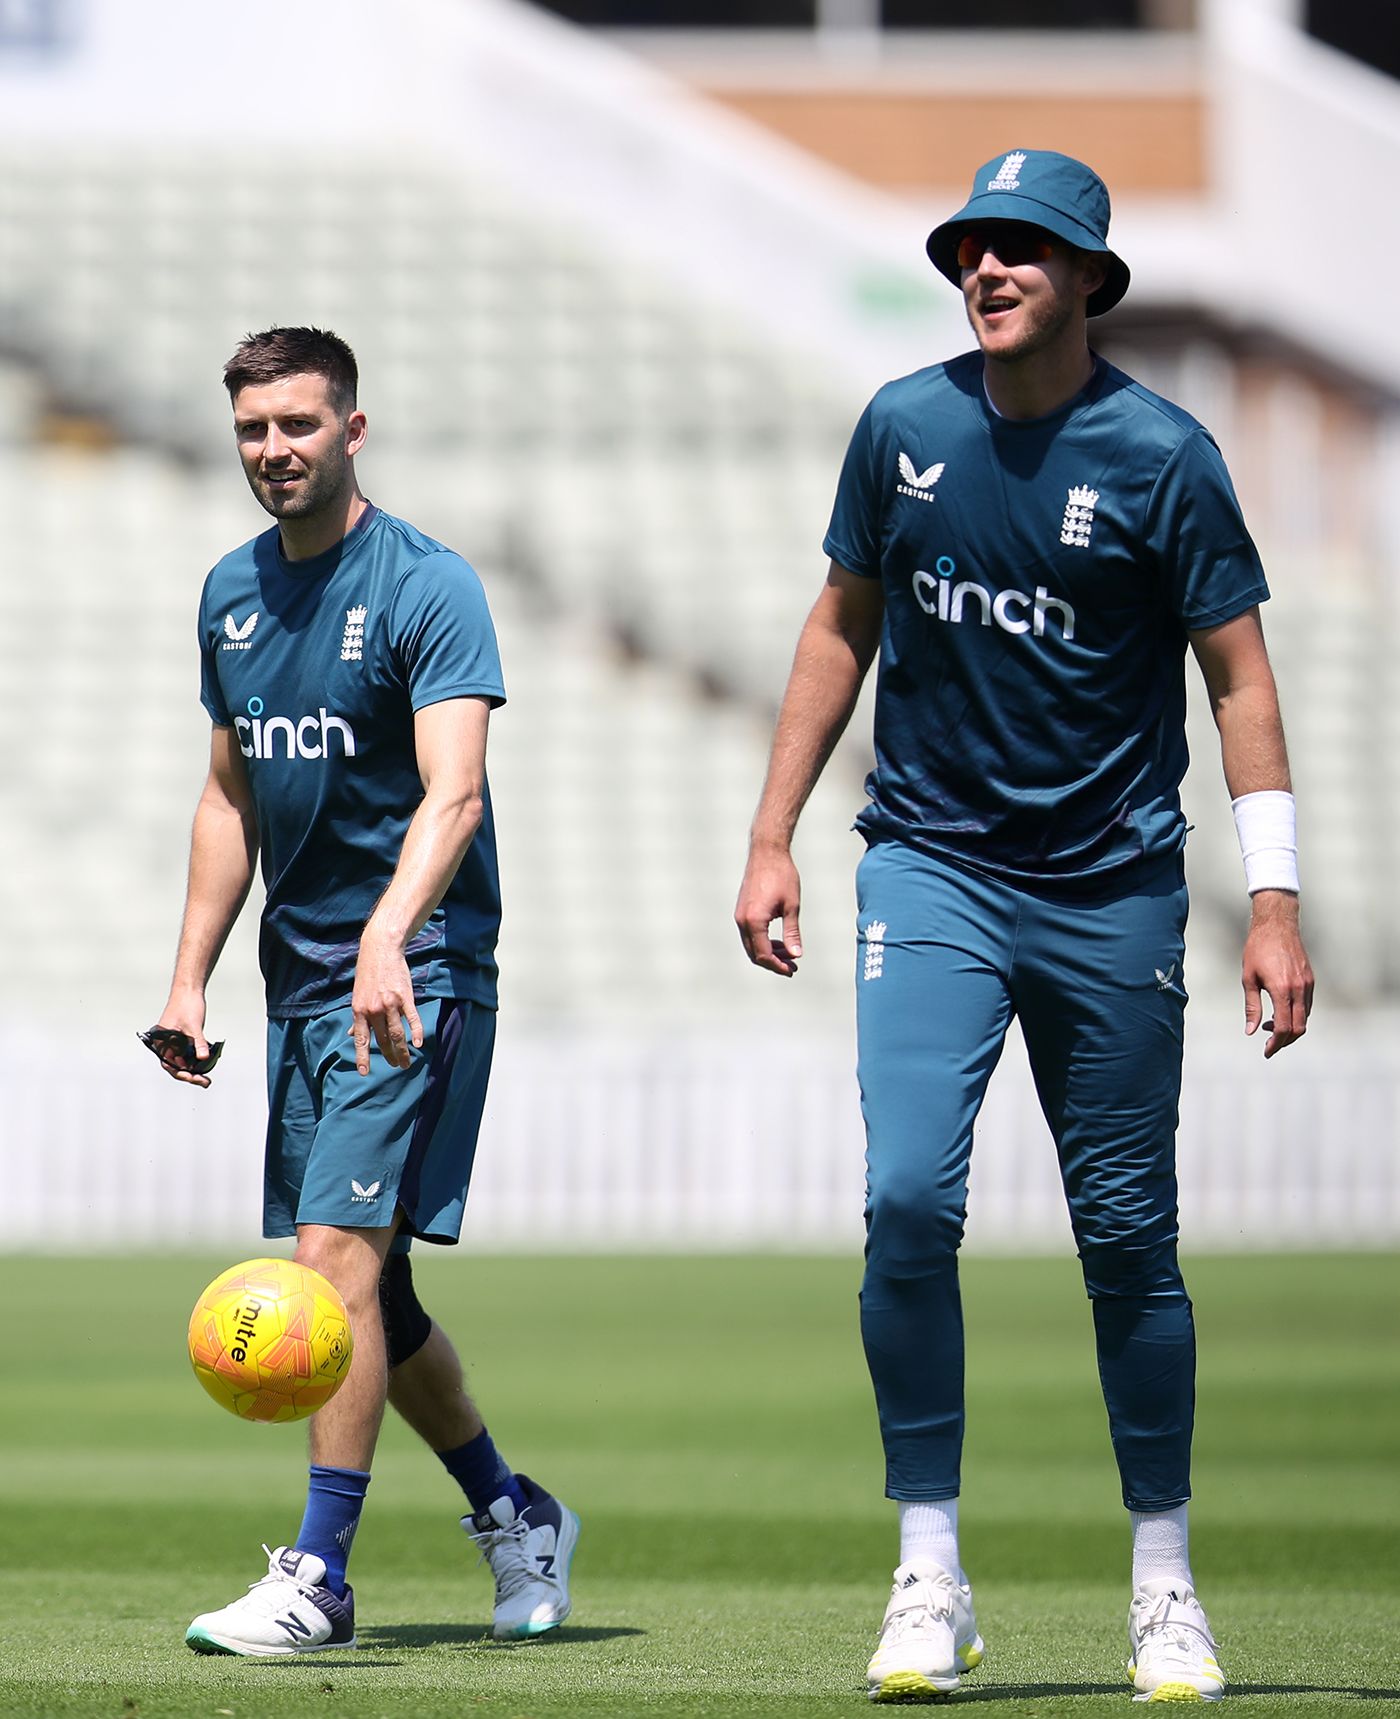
926, 149, 1131, 317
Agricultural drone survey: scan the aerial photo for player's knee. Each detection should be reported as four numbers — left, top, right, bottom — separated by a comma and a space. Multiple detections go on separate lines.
379, 1252, 433, 1369
865, 1182, 965, 1276
294, 1231, 382, 1316
1079, 1232, 1186, 1301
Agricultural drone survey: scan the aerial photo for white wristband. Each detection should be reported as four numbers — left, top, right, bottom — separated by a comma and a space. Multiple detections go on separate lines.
1231, 790, 1299, 895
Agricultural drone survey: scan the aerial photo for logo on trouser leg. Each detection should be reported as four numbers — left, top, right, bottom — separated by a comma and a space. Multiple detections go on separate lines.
1154, 962, 1185, 996
863, 922, 887, 982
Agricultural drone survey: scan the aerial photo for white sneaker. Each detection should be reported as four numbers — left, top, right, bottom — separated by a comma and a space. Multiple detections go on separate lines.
1128, 1580, 1226, 1702
463, 1473, 580, 1638
866, 1560, 984, 1703
186, 1545, 356, 1657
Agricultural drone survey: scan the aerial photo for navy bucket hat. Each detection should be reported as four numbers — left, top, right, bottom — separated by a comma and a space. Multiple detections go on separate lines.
926, 149, 1131, 318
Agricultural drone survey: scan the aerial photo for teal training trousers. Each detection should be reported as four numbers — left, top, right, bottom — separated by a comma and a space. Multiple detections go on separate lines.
854, 838, 1195, 1512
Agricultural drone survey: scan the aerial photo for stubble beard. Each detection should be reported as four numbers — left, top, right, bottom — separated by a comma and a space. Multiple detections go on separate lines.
245, 451, 350, 525
974, 289, 1079, 367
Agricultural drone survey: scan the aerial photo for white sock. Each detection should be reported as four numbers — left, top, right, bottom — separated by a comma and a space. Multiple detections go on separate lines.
898, 1498, 963, 1584
1130, 1504, 1193, 1592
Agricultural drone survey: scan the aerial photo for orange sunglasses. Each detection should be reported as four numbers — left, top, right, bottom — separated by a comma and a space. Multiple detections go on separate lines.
955, 229, 1056, 270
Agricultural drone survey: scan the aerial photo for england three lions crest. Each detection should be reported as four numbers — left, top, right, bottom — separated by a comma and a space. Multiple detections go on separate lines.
340, 604, 368, 662
987, 152, 1026, 191
1060, 485, 1099, 548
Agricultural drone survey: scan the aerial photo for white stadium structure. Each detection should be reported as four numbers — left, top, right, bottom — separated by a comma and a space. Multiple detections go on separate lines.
1, 0, 1396, 1249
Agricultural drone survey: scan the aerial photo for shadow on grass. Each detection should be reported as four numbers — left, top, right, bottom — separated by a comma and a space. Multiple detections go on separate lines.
959, 1684, 1124, 1700
245, 1656, 405, 1671
358, 1622, 646, 1651
1237, 1688, 1400, 1702
959, 1681, 1400, 1703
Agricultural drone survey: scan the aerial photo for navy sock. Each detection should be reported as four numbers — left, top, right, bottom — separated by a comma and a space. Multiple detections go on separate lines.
437, 1427, 527, 1518
295, 1465, 370, 1596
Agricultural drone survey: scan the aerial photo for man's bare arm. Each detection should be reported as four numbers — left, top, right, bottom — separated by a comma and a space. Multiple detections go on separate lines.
350, 695, 491, 1073
155, 725, 260, 1086
1189, 607, 1314, 1056
736, 562, 884, 976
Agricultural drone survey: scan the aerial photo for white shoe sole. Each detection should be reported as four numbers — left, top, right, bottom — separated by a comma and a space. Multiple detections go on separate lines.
1131, 1683, 1224, 1704
868, 1634, 984, 1703
186, 1625, 357, 1657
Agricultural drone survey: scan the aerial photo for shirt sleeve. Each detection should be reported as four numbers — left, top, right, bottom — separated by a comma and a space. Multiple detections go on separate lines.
1145, 429, 1270, 628
197, 575, 232, 725
389, 551, 507, 711
822, 399, 884, 580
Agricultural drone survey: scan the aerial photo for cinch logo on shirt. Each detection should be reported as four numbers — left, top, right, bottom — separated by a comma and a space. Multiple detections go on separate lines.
234, 695, 359, 760
912, 555, 1076, 641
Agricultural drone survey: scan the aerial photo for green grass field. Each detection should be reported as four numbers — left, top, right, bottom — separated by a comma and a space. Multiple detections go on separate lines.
1, 1252, 1396, 1718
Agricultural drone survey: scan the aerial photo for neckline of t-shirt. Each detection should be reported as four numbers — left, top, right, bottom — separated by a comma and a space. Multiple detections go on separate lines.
274, 501, 380, 580
979, 355, 1105, 430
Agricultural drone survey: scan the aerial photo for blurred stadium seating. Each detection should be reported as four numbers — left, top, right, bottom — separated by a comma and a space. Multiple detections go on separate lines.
0, 146, 874, 1029
0, 0, 1396, 1249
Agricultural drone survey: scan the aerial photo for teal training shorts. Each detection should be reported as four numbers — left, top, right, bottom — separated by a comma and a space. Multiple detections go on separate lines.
263, 996, 496, 1248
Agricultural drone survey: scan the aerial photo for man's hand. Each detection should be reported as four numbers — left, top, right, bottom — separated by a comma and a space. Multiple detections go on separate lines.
144, 993, 220, 1088
1242, 891, 1314, 1058
736, 845, 804, 977
349, 929, 423, 1074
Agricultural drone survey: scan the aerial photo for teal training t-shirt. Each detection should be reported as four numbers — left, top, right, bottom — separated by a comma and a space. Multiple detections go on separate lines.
198, 505, 506, 1017
823, 353, 1269, 893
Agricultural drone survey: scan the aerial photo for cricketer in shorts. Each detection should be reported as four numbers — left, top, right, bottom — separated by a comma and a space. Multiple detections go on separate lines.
148, 326, 579, 1657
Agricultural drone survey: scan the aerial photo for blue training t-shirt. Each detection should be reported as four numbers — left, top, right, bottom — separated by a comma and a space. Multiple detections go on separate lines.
823, 353, 1269, 893
198, 505, 506, 1017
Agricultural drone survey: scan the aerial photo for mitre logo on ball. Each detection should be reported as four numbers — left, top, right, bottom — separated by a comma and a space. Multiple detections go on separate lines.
187, 1257, 353, 1424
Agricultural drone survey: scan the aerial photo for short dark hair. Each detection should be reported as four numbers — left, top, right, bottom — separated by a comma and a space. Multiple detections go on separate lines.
222, 326, 359, 416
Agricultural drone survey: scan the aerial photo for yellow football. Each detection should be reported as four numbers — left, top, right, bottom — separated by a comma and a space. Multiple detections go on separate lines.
187, 1257, 353, 1424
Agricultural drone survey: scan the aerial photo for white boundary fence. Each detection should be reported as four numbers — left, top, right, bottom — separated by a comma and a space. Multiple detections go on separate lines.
5, 1019, 1396, 1253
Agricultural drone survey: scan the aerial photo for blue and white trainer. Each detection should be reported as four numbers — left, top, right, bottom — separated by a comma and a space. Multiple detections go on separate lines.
866, 1559, 985, 1702
1128, 1580, 1226, 1702
185, 1545, 356, 1657
463, 1473, 580, 1638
